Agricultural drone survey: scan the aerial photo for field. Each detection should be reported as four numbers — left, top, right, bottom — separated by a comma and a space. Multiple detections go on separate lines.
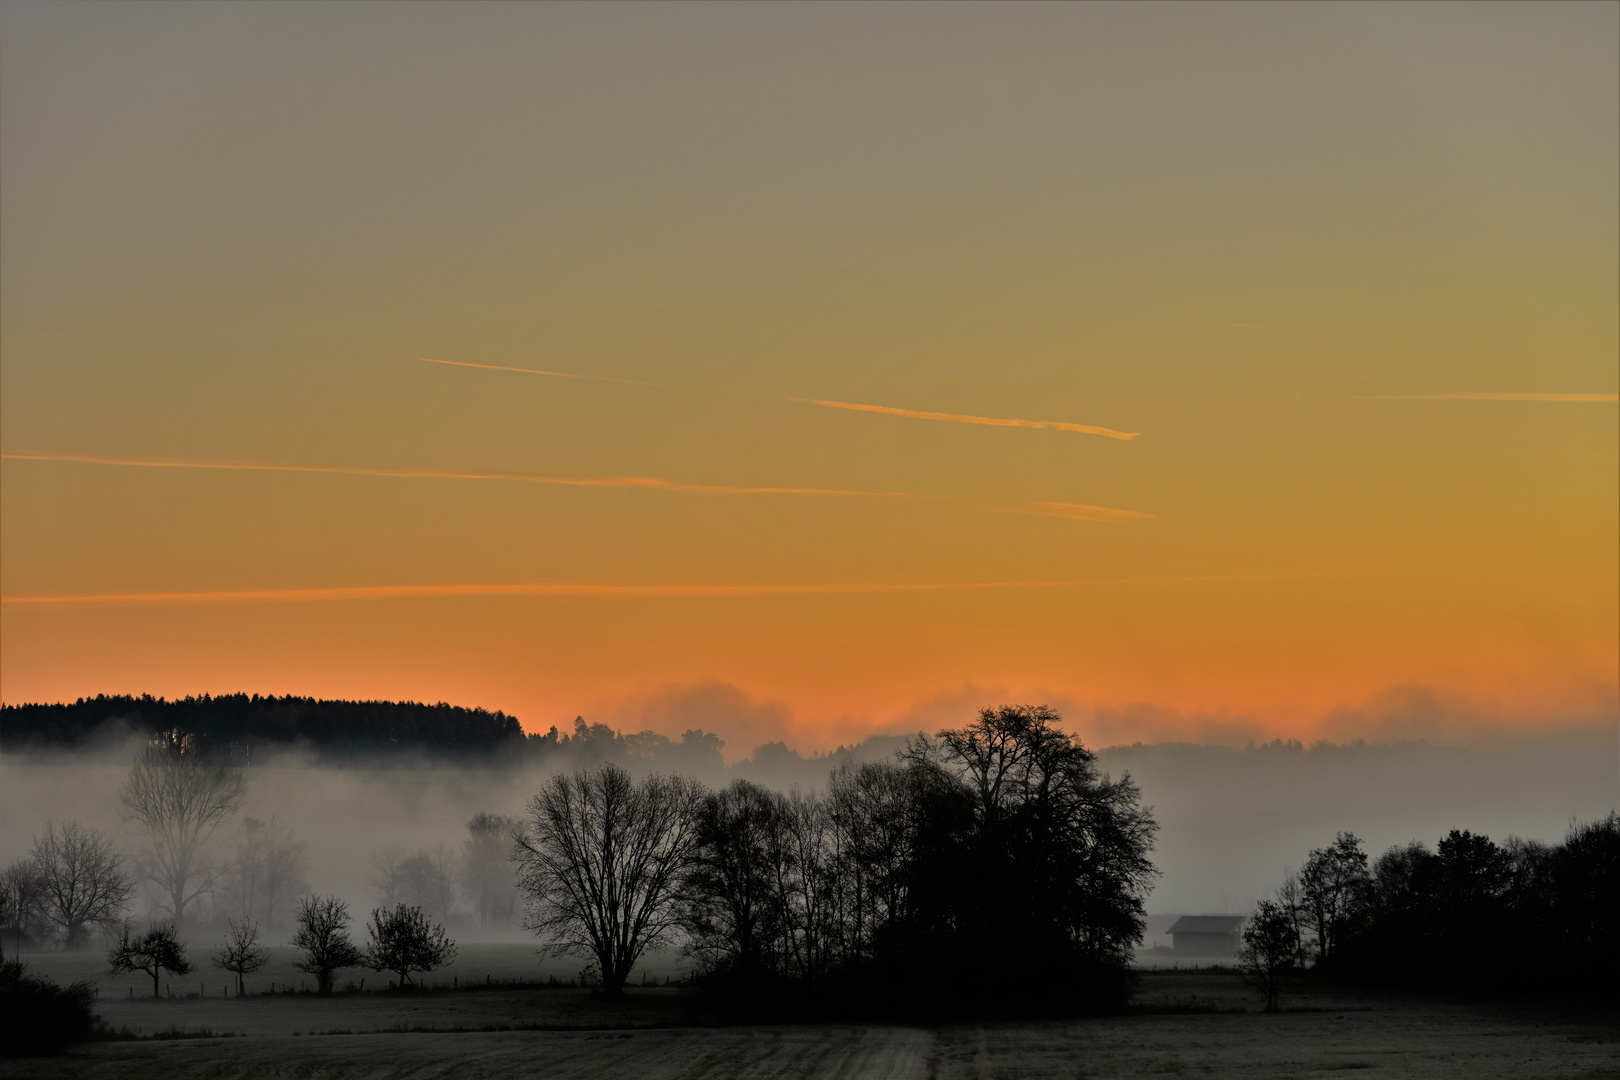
7, 954, 1617, 1079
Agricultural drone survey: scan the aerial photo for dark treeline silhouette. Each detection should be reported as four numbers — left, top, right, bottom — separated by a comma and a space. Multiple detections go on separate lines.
516, 706, 1158, 1020
1250, 815, 1619, 1002
1335, 817, 1619, 994
0, 693, 915, 782
1, 694, 524, 756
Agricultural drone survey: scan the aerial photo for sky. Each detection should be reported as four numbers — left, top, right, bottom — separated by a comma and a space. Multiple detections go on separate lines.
2, 2, 1615, 757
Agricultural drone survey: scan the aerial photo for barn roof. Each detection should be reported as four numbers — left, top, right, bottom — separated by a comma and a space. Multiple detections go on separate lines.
1168, 915, 1245, 934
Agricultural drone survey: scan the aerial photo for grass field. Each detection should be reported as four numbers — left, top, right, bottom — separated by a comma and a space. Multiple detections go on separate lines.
7, 959, 1617, 1078
19, 942, 679, 999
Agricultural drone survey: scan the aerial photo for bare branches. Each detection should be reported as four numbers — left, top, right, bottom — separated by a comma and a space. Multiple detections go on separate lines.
220, 817, 308, 930
120, 742, 246, 925
30, 822, 134, 949
290, 894, 364, 995
211, 919, 270, 995
514, 764, 704, 994
462, 813, 521, 928
107, 922, 191, 998
362, 905, 457, 988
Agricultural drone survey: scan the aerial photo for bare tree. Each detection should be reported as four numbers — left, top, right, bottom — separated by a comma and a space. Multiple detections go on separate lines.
108, 922, 191, 998
290, 894, 363, 995
1299, 832, 1369, 965
363, 904, 457, 988
1, 859, 51, 952
514, 764, 705, 994
461, 813, 521, 927
120, 737, 246, 927
683, 781, 783, 976
1238, 899, 1301, 1012
220, 816, 308, 930
765, 788, 835, 988
31, 821, 135, 949
211, 918, 270, 995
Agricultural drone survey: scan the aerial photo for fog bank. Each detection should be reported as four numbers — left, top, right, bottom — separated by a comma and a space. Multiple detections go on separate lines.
2, 729, 1613, 942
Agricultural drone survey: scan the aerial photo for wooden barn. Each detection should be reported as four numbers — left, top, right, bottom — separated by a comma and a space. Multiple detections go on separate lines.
1167, 915, 1246, 956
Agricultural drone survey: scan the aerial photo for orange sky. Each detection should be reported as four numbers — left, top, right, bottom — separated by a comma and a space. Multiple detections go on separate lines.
2, 4, 1615, 756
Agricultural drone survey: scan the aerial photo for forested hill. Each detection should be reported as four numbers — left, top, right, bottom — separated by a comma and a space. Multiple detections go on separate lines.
0, 693, 525, 756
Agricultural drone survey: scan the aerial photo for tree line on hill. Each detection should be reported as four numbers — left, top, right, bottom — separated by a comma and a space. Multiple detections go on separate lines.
1239, 815, 1620, 1009
0, 694, 526, 756
1, 692, 921, 789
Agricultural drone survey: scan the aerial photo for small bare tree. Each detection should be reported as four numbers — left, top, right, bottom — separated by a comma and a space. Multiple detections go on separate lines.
290, 894, 363, 995
514, 764, 705, 994
31, 821, 135, 948
121, 736, 246, 927
108, 922, 191, 998
363, 904, 457, 988
211, 918, 270, 995
1238, 899, 1301, 1012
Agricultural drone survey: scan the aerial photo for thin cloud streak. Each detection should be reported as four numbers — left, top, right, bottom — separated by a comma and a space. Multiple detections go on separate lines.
1366, 393, 1619, 403
401, 354, 1138, 440
399, 354, 658, 387
0, 573, 1330, 608
786, 397, 1139, 440
0, 452, 1150, 523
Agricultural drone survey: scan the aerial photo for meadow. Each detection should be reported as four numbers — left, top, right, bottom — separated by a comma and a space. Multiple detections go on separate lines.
7, 960, 1616, 1079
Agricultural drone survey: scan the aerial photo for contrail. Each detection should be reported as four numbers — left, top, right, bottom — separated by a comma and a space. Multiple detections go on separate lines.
1364, 393, 1619, 403
0, 451, 1149, 523
397, 354, 659, 386
0, 573, 1325, 607
784, 398, 1139, 440
401, 354, 1137, 439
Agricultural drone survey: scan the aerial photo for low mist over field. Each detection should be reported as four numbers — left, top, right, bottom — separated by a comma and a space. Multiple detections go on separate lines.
3, 707, 1612, 938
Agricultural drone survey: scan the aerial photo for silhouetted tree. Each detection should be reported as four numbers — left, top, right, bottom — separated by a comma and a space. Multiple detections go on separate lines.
460, 813, 520, 928
1298, 832, 1369, 965
1239, 900, 1300, 1012
211, 919, 270, 996
0, 861, 50, 952
929, 705, 1158, 977
1544, 813, 1620, 968
515, 764, 704, 994
363, 904, 457, 988
683, 781, 783, 978
1295, 815, 1618, 995
121, 734, 245, 926
290, 894, 363, 995
761, 787, 837, 990
107, 922, 190, 998
30, 822, 134, 949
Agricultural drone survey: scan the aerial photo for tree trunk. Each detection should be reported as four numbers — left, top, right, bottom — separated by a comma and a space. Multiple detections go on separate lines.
151, 970, 161, 998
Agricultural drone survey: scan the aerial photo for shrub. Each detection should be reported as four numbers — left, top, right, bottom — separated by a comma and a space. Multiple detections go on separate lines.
0, 949, 97, 1057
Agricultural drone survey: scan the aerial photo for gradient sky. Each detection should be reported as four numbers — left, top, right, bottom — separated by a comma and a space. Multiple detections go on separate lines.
2, 3, 1615, 755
